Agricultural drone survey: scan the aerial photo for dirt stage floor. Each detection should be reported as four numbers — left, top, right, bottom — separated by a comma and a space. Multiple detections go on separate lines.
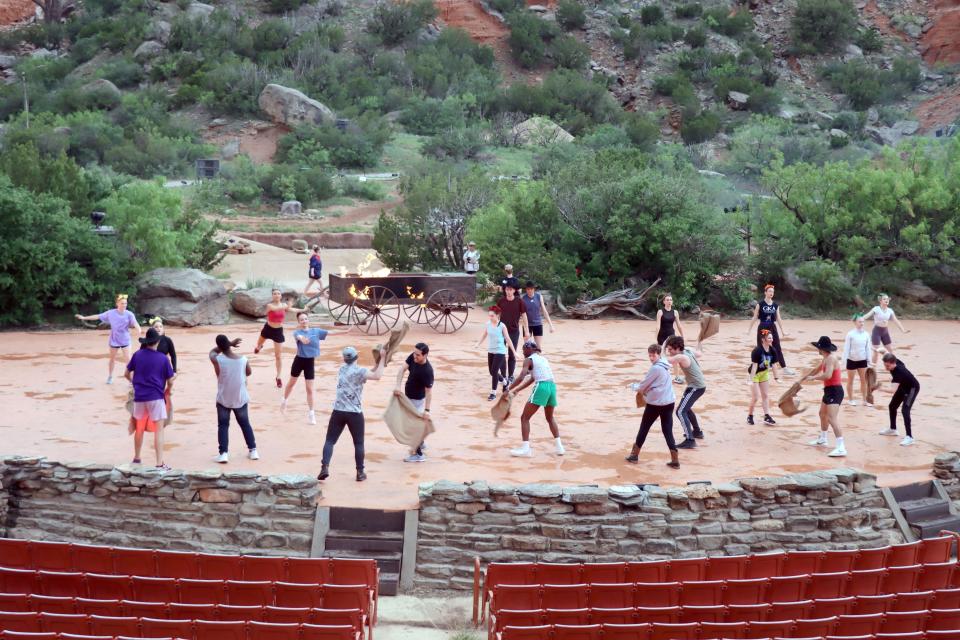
1, 318, 957, 510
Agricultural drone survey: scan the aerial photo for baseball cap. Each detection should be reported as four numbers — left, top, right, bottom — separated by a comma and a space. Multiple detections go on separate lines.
522, 340, 540, 351
342, 346, 359, 362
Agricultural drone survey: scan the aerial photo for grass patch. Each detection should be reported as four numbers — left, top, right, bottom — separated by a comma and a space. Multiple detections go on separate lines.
316, 196, 356, 208
243, 277, 279, 289
375, 132, 426, 172
486, 146, 537, 176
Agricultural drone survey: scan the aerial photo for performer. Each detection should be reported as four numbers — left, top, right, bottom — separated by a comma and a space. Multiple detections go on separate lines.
626, 344, 680, 469
209, 335, 259, 464
394, 342, 434, 462
318, 345, 386, 482
879, 353, 919, 446
75, 294, 142, 384
664, 336, 706, 448
506, 341, 564, 457
500, 264, 520, 293
803, 336, 846, 457
746, 284, 794, 375
253, 289, 305, 389
521, 281, 554, 349
125, 328, 175, 470
496, 283, 528, 382
304, 245, 323, 296
476, 305, 519, 400
145, 317, 176, 428
656, 293, 685, 384
842, 314, 872, 406
747, 329, 780, 425
281, 312, 351, 425
862, 293, 909, 366
463, 241, 480, 275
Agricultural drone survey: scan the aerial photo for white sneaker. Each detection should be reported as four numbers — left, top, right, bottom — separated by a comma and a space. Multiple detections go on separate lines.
308, 410, 316, 425
280, 398, 287, 412
809, 437, 828, 446
783, 368, 797, 376
864, 402, 873, 407
828, 446, 847, 457
510, 446, 532, 457
879, 428, 898, 436
403, 454, 426, 463
248, 449, 260, 460
673, 376, 684, 385
849, 400, 859, 406
106, 376, 113, 385
215, 452, 229, 463
900, 436, 915, 446
555, 442, 565, 456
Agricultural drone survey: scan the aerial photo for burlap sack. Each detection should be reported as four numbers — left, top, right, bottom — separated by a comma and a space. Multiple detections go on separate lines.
125, 389, 173, 425
491, 391, 513, 437
698, 313, 720, 343
865, 367, 881, 405
777, 381, 805, 417
373, 322, 410, 366
635, 392, 646, 408
383, 394, 435, 453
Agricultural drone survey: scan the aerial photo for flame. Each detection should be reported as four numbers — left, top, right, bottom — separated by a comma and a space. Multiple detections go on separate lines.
349, 284, 370, 300
339, 265, 347, 277
405, 286, 425, 300
356, 253, 391, 277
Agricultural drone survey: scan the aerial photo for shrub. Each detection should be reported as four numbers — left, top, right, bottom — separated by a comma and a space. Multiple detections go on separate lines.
891, 57, 922, 91
489, 0, 524, 12
680, 110, 721, 144
266, 0, 308, 13
684, 27, 707, 48
624, 112, 660, 151
365, 0, 437, 46
550, 34, 590, 69
97, 56, 144, 89
703, 7, 753, 38
220, 157, 264, 204
421, 126, 486, 161
399, 97, 466, 135
277, 120, 391, 169
790, 0, 857, 54
794, 259, 855, 308
831, 111, 865, 133
746, 85, 781, 114
640, 5, 665, 25
855, 27, 883, 53
251, 18, 293, 53
339, 178, 387, 201
556, 0, 586, 30
261, 163, 335, 205
674, 3, 703, 18
198, 58, 272, 116
821, 60, 882, 109
507, 11, 553, 68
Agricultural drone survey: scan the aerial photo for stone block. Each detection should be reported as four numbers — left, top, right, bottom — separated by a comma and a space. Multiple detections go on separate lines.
751, 519, 785, 532
693, 521, 723, 535
502, 535, 548, 551
531, 504, 574, 515
574, 503, 619, 515
643, 538, 677, 554
488, 502, 532, 514
454, 502, 487, 515
518, 484, 563, 499
197, 488, 242, 503
697, 534, 727, 550
600, 525, 629, 539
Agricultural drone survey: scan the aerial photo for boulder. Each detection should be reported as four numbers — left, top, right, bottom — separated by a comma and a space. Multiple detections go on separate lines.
829, 128, 849, 140
892, 120, 920, 136
291, 239, 309, 253
845, 43, 864, 57
280, 200, 302, 217
231, 287, 301, 318
221, 138, 240, 160
865, 126, 900, 146
30, 49, 55, 59
149, 19, 172, 44
511, 116, 574, 146
0, 55, 17, 70
186, 2, 215, 19
134, 268, 230, 327
258, 83, 336, 127
900, 280, 939, 304
81, 79, 122, 108
727, 90, 750, 110
134, 40, 165, 62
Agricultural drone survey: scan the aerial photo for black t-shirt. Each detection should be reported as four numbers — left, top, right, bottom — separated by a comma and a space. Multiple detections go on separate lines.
500, 275, 520, 293
889, 359, 919, 389
404, 354, 434, 400
496, 296, 526, 332
758, 300, 779, 325
750, 346, 777, 373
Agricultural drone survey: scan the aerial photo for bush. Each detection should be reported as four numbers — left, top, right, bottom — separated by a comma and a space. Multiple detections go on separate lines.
703, 7, 753, 38
198, 58, 272, 116
790, 0, 857, 54
265, 0, 308, 13
339, 177, 387, 201
681, 111, 721, 144
550, 34, 590, 69
624, 112, 659, 152
640, 5, 665, 25
366, 0, 437, 46
97, 56, 144, 89
821, 60, 882, 109
489, 0, 524, 12
891, 57, 922, 91
507, 11, 555, 68
399, 97, 467, 135
855, 27, 883, 53
746, 85, 781, 114
421, 126, 486, 161
277, 120, 391, 169
831, 111, 865, 134
251, 18, 293, 54
556, 0, 586, 30
794, 259, 855, 308
674, 3, 703, 18
684, 27, 707, 48
260, 163, 335, 205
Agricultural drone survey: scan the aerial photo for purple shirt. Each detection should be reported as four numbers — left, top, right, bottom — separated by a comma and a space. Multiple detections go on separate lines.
127, 348, 175, 402
99, 309, 137, 347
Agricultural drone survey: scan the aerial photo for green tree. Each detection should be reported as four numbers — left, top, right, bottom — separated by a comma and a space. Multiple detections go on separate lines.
791, 0, 857, 54
556, 0, 586, 30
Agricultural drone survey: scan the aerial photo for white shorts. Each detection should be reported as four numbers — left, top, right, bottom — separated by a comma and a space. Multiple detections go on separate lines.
133, 399, 168, 422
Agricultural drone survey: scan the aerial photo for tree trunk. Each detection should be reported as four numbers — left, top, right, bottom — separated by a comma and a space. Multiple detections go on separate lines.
33, 0, 62, 23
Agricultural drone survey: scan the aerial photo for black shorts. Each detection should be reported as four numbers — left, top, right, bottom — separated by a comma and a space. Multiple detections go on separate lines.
309, 269, 322, 280
846, 359, 868, 370
260, 323, 285, 343
823, 386, 844, 405
290, 356, 315, 380
657, 330, 674, 345
530, 324, 543, 337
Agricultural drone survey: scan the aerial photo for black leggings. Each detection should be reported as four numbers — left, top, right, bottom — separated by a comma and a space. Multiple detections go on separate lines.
758, 324, 786, 368
507, 328, 521, 378
488, 353, 506, 391
676, 387, 706, 439
635, 402, 677, 451
889, 384, 919, 437
322, 410, 365, 470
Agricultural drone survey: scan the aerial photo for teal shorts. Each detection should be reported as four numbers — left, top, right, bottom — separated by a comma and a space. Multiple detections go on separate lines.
530, 380, 558, 407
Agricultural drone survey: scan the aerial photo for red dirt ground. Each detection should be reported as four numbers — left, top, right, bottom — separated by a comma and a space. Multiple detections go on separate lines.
914, 83, 960, 132
861, 0, 910, 42
0, 0, 35, 26
920, 0, 960, 66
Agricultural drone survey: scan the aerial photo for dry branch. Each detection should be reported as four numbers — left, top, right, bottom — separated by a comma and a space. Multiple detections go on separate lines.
559, 279, 661, 320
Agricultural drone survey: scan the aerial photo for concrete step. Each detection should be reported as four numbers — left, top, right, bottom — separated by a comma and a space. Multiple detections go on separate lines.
329, 507, 405, 533
325, 529, 404, 553
324, 548, 402, 574
913, 515, 960, 539
900, 497, 952, 522
891, 481, 935, 503
379, 572, 400, 596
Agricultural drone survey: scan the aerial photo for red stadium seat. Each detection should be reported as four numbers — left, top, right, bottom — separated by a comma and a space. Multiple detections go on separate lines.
667, 558, 707, 583
179, 578, 226, 604
310, 608, 363, 630
37, 571, 85, 598
853, 546, 891, 571
299, 624, 359, 640
225, 580, 273, 606
120, 600, 168, 619
928, 608, 960, 631
28, 594, 76, 614
744, 620, 794, 638
0, 539, 32, 568
724, 578, 769, 605
71, 545, 114, 575
920, 562, 957, 591
847, 569, 887, 596
541, 584, 588, 610
493, 608, 544, 633
194, 619, 246, 640
0, 568, 38, 594
834, 613, 884, 636
700, 621, 748, 639
889, 590, 934, 612
263, 606, 312, 624
287, 558, 333, 585
926, 632, 960, 640
766, 600, 813, 621
497, 626, 551, 640
599, 623, 651, 640
633, 583, 681, 608
0, 593, 31, 612
812, 597, 856, 618
85, 573, 132, 601
887, 542, 921, 568
491, 585, 540, 613
130, 576, 178, 604
806, 572, 849, 600
583, 563, 627, 584
112, 548, 156, 578
876, 633, 925, 640
783, 551, 823, 577
634, 607, 680, 624
650, 622, 697, 640
553, 623, 602, 640
679, 581, 723, 607
766, 575, 809, 603
725, 604, 770, 623
37, 612, 89, 634
322, 584, 369, 613
678, 605, 724, 623
0, 633, 57, 640
30, 541, 73, 572
851, 593, 896, 614
626, 562, 669, 584
139, 617, 193, 638
919, 536, 955, 564
0, 611, 42, 632
544, 607, 590, 626
215, 604, 263, 621
242, 556, 287, 583
884, 565, 922, 594
88, 615, 140, 637
197, 554, 242, 581
57, 635, 112, 640
248, 621, 300, 640
169, 603, 217, 620
537, 563, 583, 586
155, 551, 199, 580
274, 582, 324, 609
590, 608, 635, 625
934, 588, 960, 609
881, 610, 929, 633
329, 559, 377, 589
706, 556, 747, 581
819, 550, 858, 574
588, 583, 634, 609
792, 616, 838, 637
825, 635, 872, 640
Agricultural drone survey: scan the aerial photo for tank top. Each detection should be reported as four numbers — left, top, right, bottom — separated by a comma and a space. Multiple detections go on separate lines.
216, 354, 249, 409
522, 292, 543, 326
758, 300, 778, 325
823, 359, 842, 387
681, 348, 706, 389
659, 309, 675, 334
529, 353, 554, 382
267, 308, 286, 323
487, 321, 506, 354
871, 305, 893, 326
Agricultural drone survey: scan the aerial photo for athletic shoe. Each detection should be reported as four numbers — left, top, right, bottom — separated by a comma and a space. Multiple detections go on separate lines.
878, 428, 898, 436
783, 368, 797, 376
106, 376, 113, 385
809, 436, 828, 446
404, 454, 426, 463
280, 398, 287, 412
673, 376, 685, 384
275, 377, 282, 389
692, 430, 705, 439
625, 454, 639, 463
487, 392, 496, 401
308, 410, 316, 425
155, 463, 171, 471
900, 436, 915, 446
828, 445, 847, 457
507, 376, 514, 385
746, 414, 755, 425
763, 414, 776, 425
849, 400, 859, 406
555, 442, 565, 456
318, 465, 330, 480
510, 446, 532, 457
215, 452, 229, 463
248, 449, 260, 460
676, 438, 696, 449
864, 402, 874, 407
356, 471, 367, 482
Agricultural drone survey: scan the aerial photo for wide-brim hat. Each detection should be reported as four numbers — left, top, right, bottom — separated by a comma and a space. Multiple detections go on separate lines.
810, 335, 838, 352
139, 328, 161, 345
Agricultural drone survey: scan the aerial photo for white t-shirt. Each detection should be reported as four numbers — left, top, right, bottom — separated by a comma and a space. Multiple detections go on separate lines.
463, 249, 480, 272
871, 306, 894, 326
843, 328, 871, 362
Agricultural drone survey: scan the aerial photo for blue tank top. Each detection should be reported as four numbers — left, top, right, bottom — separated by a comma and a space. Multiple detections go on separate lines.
522, 292, 543, 326
487, 321, 507, 354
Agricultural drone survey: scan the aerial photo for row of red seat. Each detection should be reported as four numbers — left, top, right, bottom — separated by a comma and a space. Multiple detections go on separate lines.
0, 572, 366, 612
0, 541, 373, 590
496, 624, 960, 640
489, 567, 960, 613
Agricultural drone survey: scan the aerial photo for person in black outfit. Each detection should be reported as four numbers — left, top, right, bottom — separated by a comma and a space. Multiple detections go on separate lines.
393, 342, 434, 462
746, 284, 794, 375
496, 284, 528, 381
880, 353, 919, 446
148, 317, 177, 373
500, 264, 520, 294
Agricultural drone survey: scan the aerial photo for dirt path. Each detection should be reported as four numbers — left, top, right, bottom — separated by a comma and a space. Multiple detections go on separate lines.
0, 0, 34, 26
216, 191, 400, 233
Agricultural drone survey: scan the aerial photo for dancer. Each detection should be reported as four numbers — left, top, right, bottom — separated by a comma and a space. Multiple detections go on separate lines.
124, 328, 175, 470
75, 294, 142, 384
842, 314, 872, 406
394, 342, 434, 462
506, 341, 565, 457
664, 336, 706, 448
475, 306, 519, 401
626, 344, 680, 469
746, 284, 794, 375
522, 281, 554, 349
879, 353, 919, 446
496, 283, 528, 382
656, 293, 685, 383
318, 345, 387, 482
862, 293, 909, 366
500, 264, 520, 293
281, 312, 351, 425
147, 317, 177, 373
803, 336, 846, 457
304, 245, 323, 296
253, 289, 306, 389
463, 241, 480, 275
747, 329, 780, 425
209, 335, 259, 463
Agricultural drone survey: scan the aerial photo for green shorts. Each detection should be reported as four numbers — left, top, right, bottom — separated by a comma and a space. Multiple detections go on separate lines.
752, 370, 771, 384
530, 380, 558, 407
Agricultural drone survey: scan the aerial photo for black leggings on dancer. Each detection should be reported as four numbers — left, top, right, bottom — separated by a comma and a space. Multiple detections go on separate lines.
635, 402, 677, 451
676, 387, 706, 439
488, 353, 506, 391
758, 324, 786, 368
889, 384, 919, 437
506, 328, 521, 378
322, 410, 365, 471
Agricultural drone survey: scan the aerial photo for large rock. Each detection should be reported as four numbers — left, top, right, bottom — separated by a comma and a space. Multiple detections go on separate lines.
135, 268, 230, 326
727, 91, 750, 110
134, 40, 165, 62
900, 280, 939, 304
231, 287, 301, 318
511, 116, 574, 147
0, 55, 17, 70
81, 79, 122, 108
186, 2, 215, 18
258, 84, 336, 127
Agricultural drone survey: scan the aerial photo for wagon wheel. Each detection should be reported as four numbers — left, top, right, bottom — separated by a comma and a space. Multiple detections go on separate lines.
303, 286, 328, 313
350, 285, 400, 335
426, 289, 469, 334
403, 298, 432, 325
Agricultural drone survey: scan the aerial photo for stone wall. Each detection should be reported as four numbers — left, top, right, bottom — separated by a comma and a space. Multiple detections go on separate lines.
0, 456, 319, 555
233, 232, 373, 250
415, 468, 904, 590
933, 451, 960, 505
